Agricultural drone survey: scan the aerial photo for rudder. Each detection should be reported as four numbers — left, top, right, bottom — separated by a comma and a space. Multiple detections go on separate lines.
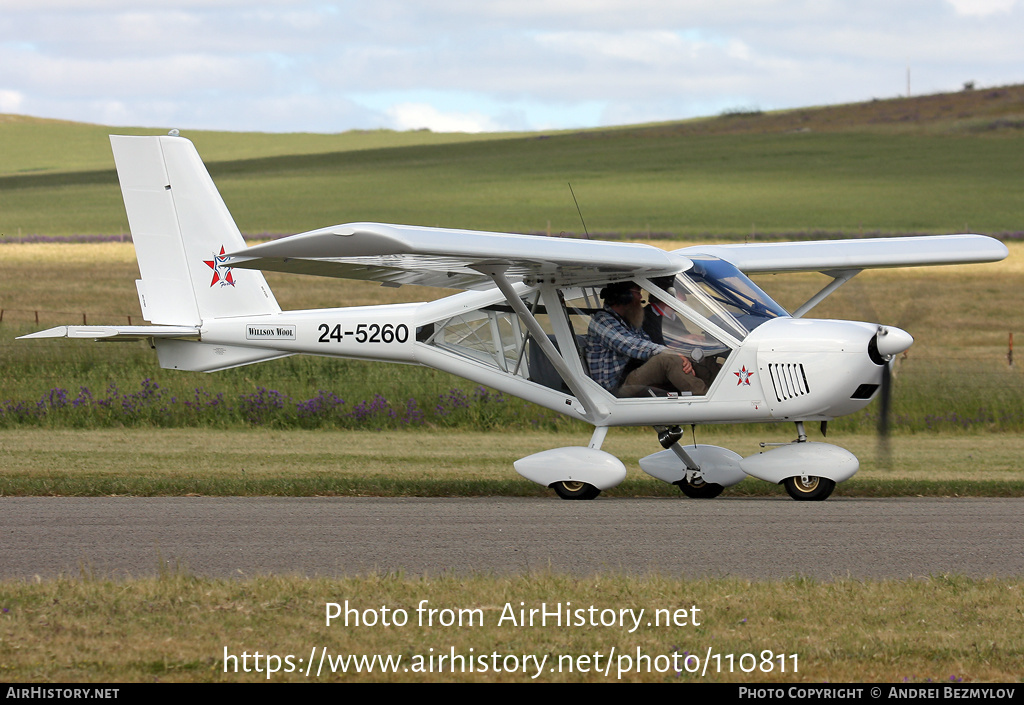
111, 134, 281, 326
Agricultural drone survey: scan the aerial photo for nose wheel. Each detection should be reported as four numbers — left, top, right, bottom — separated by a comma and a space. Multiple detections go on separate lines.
675, 476, 724, 499
783, 475, 836, 501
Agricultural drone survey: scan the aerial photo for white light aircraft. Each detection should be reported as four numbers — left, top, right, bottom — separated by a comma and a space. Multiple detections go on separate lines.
22, 134, 1009, 500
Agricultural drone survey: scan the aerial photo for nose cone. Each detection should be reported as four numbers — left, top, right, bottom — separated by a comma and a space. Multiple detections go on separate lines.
874, 326, 914, 358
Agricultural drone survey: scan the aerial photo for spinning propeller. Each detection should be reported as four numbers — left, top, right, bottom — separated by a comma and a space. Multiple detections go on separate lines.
844, 276, 924, 469
870, 325, 915, 465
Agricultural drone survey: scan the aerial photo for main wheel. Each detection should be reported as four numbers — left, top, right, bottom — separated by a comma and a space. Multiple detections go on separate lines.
783, 475, 836, 501
551, 480, 601, 500
675, 476, 724, 499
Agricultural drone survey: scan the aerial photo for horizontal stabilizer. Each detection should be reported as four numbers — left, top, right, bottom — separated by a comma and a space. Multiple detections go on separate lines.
18, 325, 200, 341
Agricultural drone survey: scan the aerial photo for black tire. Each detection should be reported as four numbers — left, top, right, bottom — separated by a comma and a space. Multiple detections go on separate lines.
783, 475, 836, 501
551, 480, 601, 500
675, 477, 724, 499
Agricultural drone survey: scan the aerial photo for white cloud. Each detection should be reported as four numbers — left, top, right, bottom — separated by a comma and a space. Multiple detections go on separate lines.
946, 0, 1019, 16
535, 30, 698, 66
0, 89, 24, 112
386, 103, 506, 133
0, 0, 269, 10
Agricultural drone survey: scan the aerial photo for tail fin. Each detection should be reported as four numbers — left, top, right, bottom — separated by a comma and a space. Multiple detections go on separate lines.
110, 134, 281, 325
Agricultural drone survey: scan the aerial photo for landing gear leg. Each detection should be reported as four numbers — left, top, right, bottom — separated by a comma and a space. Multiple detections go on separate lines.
656, 425, 684, 449
654, 425, 724, 499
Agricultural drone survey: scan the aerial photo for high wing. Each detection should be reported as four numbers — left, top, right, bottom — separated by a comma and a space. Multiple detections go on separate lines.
677, 234, 1007, 273
225, 222, 691, 290
677, 234, 1009, 318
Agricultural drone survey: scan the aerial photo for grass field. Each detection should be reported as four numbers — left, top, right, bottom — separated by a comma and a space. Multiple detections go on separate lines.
1, 572, 1021, 682
2, 428, 1023, 498
2, 130, 1022, 239
2, 86, 1024, 238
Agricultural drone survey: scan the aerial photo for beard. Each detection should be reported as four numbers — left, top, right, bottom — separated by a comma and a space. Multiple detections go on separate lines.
622, 299, 645, 328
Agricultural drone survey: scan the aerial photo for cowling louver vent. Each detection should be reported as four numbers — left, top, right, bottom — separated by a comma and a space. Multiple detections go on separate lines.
768, 363, 810, 402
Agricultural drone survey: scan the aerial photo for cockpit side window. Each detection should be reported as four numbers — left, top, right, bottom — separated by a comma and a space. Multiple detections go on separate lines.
566, 282, 731, 397
656, 274, 748, 341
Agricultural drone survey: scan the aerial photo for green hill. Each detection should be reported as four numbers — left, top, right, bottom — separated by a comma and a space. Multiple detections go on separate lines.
2, 85, 1023, 238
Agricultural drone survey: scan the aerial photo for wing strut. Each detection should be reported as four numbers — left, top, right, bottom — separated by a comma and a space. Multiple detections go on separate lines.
478, 265, 605, 418
792, 269, 861, 318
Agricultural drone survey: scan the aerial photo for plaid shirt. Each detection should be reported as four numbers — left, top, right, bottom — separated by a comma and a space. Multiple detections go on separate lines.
586, 307, 666, 391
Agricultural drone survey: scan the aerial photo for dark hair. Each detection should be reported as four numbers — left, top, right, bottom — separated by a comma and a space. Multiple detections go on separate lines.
600, 281, 637, 306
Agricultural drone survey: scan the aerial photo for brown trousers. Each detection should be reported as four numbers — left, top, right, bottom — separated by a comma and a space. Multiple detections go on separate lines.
619, 352, 708, 397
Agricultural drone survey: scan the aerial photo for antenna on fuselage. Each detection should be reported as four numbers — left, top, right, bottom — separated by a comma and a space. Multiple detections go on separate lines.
568, 182, 590, 240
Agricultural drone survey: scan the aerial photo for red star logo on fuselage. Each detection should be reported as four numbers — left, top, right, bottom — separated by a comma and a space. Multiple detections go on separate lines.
204, 246, 235, 287
734, 365, 753, 386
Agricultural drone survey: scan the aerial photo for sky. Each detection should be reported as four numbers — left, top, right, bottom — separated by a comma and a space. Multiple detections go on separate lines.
1, 0, 1022, 134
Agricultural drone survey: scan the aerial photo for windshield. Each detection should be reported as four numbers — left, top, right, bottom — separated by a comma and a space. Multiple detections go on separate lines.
681, 256, 789, 334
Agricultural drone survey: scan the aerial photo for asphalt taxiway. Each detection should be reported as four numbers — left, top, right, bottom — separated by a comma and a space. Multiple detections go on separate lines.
3, 496, 1022, 579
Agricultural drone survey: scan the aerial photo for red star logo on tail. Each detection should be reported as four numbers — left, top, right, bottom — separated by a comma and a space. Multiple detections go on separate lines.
204, 246, 235, 287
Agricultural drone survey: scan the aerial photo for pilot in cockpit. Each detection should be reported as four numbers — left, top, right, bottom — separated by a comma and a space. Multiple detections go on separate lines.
585, 280, 707, 398
642, 275, 724, 388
